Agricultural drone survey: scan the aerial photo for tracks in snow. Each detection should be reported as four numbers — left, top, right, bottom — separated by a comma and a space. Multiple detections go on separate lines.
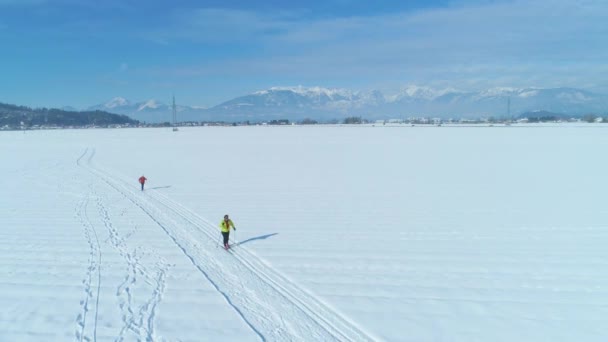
74, 188, 102, 342
79, 148, 375, 342
75, 148, 171, 342
96, 188, 169, 342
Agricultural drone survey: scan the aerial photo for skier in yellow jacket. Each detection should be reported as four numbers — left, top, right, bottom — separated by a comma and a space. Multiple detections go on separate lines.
220, 214, 236, 249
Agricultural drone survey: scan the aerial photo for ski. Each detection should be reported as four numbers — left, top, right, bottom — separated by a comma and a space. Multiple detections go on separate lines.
223, 242, 238, 251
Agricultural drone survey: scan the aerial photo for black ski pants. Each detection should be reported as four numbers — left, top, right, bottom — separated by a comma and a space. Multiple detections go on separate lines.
222, 232, 230, 245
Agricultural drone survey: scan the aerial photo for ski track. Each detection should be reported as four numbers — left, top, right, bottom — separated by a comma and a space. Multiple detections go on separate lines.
78, 147, 376, 342
74, 190, 102, 342
74, 147, 102, 342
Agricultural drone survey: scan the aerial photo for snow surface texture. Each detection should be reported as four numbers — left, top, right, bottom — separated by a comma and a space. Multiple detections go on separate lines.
1, 125, 607, 341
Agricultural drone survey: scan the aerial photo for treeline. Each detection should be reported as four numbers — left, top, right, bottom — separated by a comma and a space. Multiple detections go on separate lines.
0, 102, 139, 128
524, 113, 608, 123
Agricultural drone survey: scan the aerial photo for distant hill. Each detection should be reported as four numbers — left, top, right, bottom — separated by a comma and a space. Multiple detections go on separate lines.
87, 97, 177, 123
204, 86, 608, 121
0, 102, 139, 128
89, 86, 608, 123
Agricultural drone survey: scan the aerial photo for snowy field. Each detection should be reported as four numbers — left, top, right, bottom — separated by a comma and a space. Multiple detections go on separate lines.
1, 124, 608, 341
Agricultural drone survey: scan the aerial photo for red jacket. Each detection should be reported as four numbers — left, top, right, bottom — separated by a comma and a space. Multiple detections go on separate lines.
139, 176, 147, 184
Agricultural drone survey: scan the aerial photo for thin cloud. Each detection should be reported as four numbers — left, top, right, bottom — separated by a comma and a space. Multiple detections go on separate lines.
139, 0, 607, 93
142, 8, 295, 44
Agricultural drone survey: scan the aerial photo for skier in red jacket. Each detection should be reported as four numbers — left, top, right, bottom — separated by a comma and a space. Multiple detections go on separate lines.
138, 175, 147, 191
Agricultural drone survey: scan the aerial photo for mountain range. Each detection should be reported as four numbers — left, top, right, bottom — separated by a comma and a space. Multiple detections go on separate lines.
86, 86, 608, 123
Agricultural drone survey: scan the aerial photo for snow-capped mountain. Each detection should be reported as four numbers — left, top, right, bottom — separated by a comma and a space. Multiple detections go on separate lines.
88, 98, 181, 123
442, 87, 606, 116
91, 86, 608, 123
137, 99, 163, 111
206, 86, 607, 121
388, 85, 458, 102
89, 97, 135, 112
105, 97, 130, 109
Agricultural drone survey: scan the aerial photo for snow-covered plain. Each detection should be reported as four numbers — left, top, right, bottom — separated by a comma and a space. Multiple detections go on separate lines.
1, 125, 608, 341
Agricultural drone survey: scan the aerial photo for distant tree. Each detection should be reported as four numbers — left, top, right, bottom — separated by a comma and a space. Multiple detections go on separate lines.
299, 118, 317, 125
528, 116, 558, 123
343, 116, 362, 124
268, 119, 289, 125
582, 114, 598, 123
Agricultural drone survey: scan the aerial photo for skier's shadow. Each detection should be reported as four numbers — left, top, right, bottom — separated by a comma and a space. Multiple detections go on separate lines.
147, 185, 172, 190
237, 233, 278, 246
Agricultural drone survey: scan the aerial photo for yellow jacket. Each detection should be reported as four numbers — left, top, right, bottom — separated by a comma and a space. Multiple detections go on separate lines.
220, 219, 235, 233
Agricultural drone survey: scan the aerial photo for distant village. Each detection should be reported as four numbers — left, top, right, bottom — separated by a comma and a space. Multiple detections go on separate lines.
2, 114, 607, 131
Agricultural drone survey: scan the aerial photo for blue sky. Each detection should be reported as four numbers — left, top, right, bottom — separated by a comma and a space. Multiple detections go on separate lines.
1, 0, 606, 108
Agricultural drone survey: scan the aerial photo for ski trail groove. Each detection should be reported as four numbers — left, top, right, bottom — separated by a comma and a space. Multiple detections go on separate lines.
78, 148, 376, 342
151, 190, 375, 342
75, 189, 102, 342
90, 164, 266, 341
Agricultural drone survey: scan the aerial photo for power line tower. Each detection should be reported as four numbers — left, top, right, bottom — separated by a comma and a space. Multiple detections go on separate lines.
172, 94, 178, 132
